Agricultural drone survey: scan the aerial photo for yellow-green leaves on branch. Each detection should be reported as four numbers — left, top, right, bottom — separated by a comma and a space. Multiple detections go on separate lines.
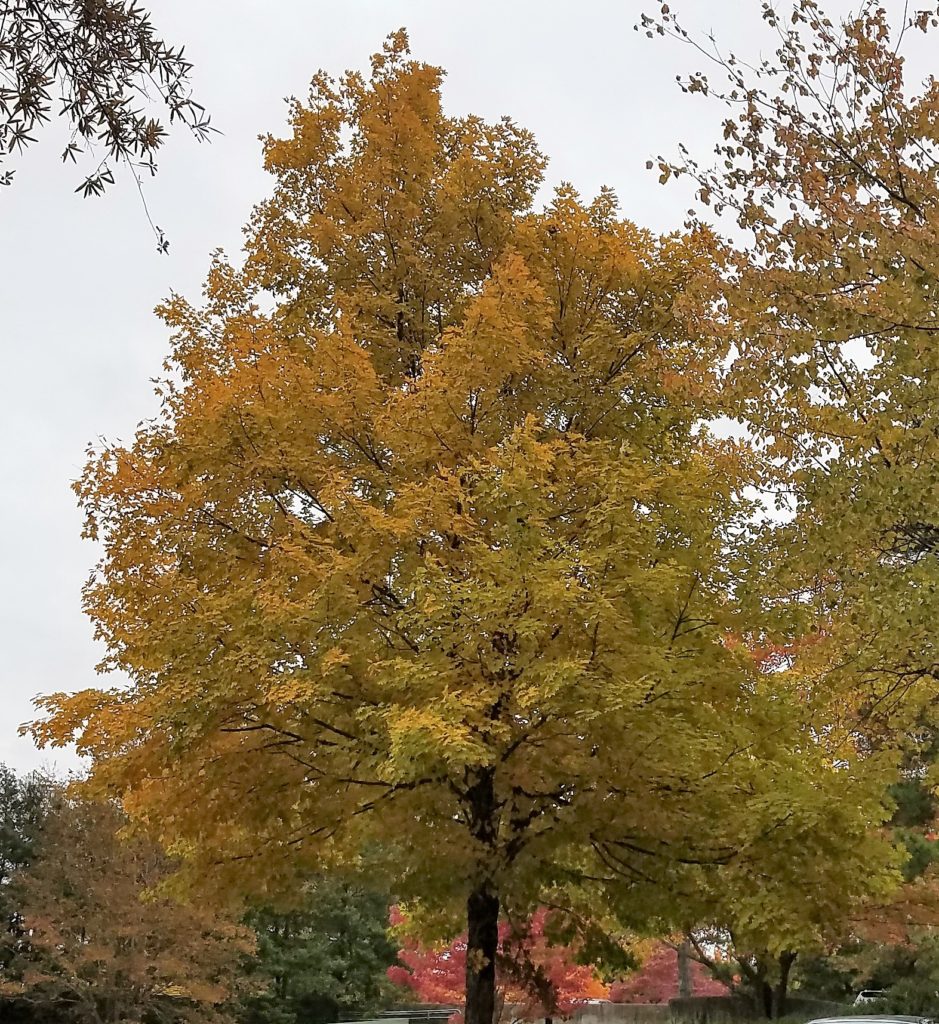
647, 0, 939, 738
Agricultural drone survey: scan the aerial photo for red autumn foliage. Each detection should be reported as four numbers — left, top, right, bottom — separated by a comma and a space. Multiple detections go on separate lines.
387, 907, 463, 1006
609, 944, 729, 1004
389, 907, 608, 1018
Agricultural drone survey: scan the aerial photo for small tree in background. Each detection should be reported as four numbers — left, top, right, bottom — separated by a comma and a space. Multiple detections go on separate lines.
241, 877, 397, 1024
0, 765, 53, 970
2, 795, 253, 1024
609, 944, 728, 1004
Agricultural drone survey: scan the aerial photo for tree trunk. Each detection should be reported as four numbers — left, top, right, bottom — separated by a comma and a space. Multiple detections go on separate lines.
758, 979, 773, 1019
751, 951, 796, 1019
465, 882, 500, 1024
678, 940, 694, 998
772, 952, 796, 1019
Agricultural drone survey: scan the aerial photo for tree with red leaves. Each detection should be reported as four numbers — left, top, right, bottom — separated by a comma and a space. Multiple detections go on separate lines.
389, 908, 608, 1020
610, 944, 729, 1005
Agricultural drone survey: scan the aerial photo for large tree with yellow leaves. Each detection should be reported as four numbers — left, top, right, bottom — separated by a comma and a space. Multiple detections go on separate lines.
32, 32, 816, 1024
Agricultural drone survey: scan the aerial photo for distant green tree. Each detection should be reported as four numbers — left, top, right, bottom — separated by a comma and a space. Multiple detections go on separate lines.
888, 731, 939, 883
0, 766, 53, 883
0, 766, 53, 967
791, 949, 858, 1003
791, 730, 939, 1004
240, 878, 397, 1024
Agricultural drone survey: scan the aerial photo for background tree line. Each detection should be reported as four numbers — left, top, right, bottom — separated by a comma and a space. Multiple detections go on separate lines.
5, 760, 939, 1024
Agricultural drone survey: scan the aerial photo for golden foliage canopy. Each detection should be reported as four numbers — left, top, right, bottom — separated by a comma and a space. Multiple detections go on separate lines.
29, 33, 898, 984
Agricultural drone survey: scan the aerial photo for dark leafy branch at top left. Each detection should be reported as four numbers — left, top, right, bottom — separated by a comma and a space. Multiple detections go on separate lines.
0, 0, 213, 216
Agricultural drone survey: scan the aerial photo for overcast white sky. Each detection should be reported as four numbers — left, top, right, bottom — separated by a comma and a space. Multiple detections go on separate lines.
0, 0, 879, 772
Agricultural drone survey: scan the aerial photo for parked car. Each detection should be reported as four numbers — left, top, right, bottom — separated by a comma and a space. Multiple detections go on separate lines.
808, 1016, 931, 1024
855, 992, 889, 1006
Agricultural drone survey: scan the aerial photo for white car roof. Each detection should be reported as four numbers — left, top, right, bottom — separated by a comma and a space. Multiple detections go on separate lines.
808, 1017, 929, 1024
